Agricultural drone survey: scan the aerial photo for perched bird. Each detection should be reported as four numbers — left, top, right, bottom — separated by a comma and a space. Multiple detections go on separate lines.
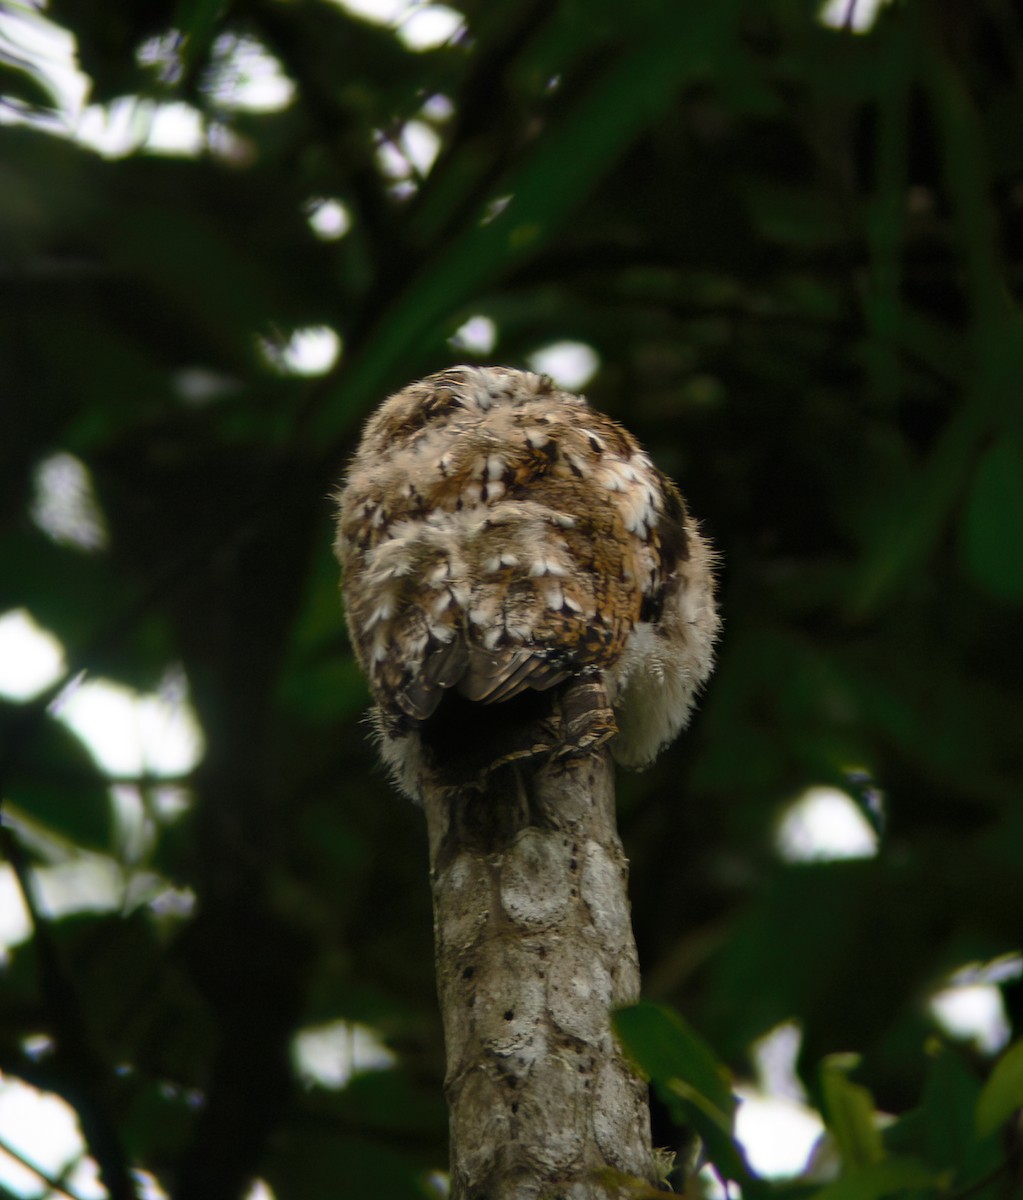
334, 366, 719, 799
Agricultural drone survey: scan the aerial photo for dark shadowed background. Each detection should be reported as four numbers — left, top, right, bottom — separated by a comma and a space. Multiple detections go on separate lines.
1, 1, 1021, 1197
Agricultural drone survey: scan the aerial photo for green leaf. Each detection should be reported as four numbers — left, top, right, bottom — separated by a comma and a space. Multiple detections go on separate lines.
615, 1003, 750, 1184
820, 1054, 884, 1171
962, 438, 1023, 603
919, 1042, 980, 1172
808, 1155, 935, 1200
975, 1037, 1023, 1138
615, 1003, 735, 1126
2, 711, 113, 851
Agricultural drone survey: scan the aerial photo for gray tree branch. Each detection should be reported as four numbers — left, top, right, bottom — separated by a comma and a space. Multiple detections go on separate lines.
423, 749, 655, 1200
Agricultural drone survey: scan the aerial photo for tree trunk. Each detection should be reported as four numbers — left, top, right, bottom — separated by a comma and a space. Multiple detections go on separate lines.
422, 746, 655, 1200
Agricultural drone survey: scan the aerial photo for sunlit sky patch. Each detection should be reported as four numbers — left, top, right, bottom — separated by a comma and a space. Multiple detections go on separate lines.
776, 786, 878, 862
528, 341, 600, 391
31, 857, 124, 925
736, 1022, 825, 1178
376, 118, 442, 181
396, 6, 465, 52
736, 1089, 825, 1179
206, 33, 296, 112
751, 1020, 806, 1101
327, 0, 465, 52
307, 197, 353, 240
0, 610, 66, 701
31, 452, 109, 551
56, 671, 205, 779
327, 0, 408, 24
136, 31, 184, 85
0, 13, 292, 158
422, 93, 455, 121
450, 314, 497, 355
930, 983, 1012, 1055
261, 325, 342, 375
0, 1078, 104, 1198
0, 1076, 276, 1200
0, 5, 86, 117
0, 867, 31, 955
75, 96, 255, 160
3, 5, 459, 173
292, 1021, 396, 1089
0, 625, 206, 951
819, 0, 891, 32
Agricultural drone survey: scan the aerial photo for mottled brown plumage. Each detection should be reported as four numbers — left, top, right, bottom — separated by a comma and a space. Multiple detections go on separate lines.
334, 366, 719, 798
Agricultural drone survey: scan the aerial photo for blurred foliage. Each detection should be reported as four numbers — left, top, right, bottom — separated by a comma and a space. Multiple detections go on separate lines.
617, 1003, 1023, 1200
1, 0, 1022, 1197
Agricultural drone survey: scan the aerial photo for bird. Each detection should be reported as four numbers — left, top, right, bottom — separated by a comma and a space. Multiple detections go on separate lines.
334, 365, 719, 800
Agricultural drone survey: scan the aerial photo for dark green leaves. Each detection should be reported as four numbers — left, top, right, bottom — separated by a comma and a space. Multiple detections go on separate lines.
615, 1002, 751, 1186
615, 1009, 1023, 1200
976, 1038, 1023, 1139
808, 1158, 934, 1200
962, 438, 1023, 603
820, 1055, 885, 1171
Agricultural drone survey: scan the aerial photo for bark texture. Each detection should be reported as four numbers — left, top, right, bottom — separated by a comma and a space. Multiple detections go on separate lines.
422, 747, 655, 1200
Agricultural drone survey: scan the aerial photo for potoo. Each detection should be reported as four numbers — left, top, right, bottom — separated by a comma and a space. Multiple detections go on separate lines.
334, 366, 719, 799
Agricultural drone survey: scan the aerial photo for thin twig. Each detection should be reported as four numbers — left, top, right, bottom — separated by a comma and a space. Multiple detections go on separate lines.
0, 825, 139, 1200
0, 1132, 87, 1200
